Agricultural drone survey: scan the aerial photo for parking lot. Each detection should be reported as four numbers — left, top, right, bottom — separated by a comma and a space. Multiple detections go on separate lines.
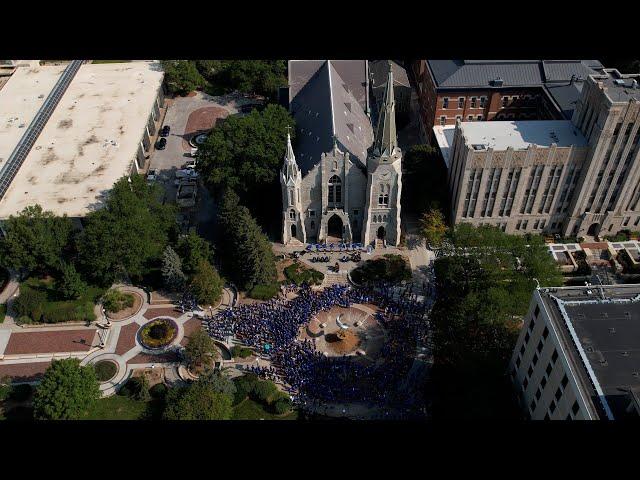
148, 91, 259, 239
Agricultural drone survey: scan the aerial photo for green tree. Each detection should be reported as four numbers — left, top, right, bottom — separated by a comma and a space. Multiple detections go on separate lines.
175, 231, 214, 275
33, 359, 100, 420
162, 246, 186, 291
201, 370, 237, 398
195, 60, 287, 99
161, 60, 206, 95
419, 208, 448, 247
77, 176, 176, 286
163, 380, 233, 420
58, 262, 87, 300
184, 328, 218, 370
217, 190, 276, 290
0, 205, 74, 274
190, 259, 223, 305
196, 104, 294, 201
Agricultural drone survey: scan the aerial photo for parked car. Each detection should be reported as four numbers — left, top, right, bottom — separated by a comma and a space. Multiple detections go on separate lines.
160, 125, 170, 137
156, 138, 167, 150
175, 168, 198, 180
146, 168, 159, 183
182, 159, 196, 170
176, 180, 197, 208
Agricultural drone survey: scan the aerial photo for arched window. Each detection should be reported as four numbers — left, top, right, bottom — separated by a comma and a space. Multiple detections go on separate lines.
333, 160, 338, 170
328, 175, 342, 204
310, 220, 315, 231
288, 189, 293, 206
383, 215, 387, 222
289, 209, 296, 220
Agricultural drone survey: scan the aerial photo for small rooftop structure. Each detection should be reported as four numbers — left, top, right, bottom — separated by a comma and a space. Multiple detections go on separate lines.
0, 61, 163, 219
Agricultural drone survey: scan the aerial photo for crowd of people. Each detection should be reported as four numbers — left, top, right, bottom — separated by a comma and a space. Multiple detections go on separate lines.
203, 281, 430, 413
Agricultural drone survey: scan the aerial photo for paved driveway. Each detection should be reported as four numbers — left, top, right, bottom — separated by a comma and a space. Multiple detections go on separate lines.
148, 91, 253, 239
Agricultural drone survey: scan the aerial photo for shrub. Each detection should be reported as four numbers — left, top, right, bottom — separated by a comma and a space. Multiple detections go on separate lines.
190, 260, 223, 305
351, 254, 412, 285
102, 289, 134, 313
58, 262, 87, 300
247, 283, 279, 300
119, 376, 150, 401
271, 396, 292, 415
13, 286, 46, 322
250, 379, 278, 404
0, 304, 5, 324
149, 383, 168, 399
232, 373, 259, 405
231, 345, 253, 359
16, 315, 33, 325
284, 262, 324, 286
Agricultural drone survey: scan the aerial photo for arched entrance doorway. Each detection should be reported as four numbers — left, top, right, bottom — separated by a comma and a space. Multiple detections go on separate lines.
377, 226, 386, 240
327, 215, 343, 241
587, 223, 600, 236
290, 224, 297, 239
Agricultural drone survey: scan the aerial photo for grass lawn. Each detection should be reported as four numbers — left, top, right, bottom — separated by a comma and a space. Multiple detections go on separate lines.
19, 276, 104, 324
232, 397, 298, 420
80, 395, 149, 420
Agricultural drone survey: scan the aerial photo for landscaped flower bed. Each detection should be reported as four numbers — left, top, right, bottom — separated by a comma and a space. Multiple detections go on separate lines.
138, 318, 178, 350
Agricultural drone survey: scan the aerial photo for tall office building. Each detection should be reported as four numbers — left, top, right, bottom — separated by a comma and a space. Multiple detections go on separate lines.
438, 69, 640, 237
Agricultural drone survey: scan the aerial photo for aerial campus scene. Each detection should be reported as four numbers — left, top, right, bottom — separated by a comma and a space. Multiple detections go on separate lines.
1, 58, 640, 422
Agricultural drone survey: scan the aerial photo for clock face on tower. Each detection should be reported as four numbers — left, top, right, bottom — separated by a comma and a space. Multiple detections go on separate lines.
379, 170, 391, 180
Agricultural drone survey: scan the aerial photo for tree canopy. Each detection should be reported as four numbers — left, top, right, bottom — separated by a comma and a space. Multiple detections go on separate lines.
33, 359, 100, 420
190, 259, 223, 305
429, 224, 562, 418
216, 190, 277, 291
77, 176, 176, 286
195, 60, 287, 99
162, 246, 186, 292
184, 328, 218, 370
175, 231, 214, 275
0, 205, 74, 274
161, 60, 206, 96
196, 104, 294, 205
163, 379, 233, 420
418, 208, 448, 247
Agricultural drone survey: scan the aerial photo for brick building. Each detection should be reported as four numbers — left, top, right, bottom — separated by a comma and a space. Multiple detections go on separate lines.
412, 60, 604, 141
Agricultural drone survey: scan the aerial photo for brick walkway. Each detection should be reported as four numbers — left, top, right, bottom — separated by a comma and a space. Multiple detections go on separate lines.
115, 323, 139, 355
0, 362, 51, 382
143, 307, 180, 319
180, 318, 202, 346
4, 329, 97, 355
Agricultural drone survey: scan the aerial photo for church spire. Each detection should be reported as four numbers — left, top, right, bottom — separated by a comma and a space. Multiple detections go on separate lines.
373, 61, 398, 157
282, 129, 299, 181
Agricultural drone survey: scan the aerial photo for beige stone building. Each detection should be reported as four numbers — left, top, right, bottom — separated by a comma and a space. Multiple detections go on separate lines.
510, 284, 640, 420
439, 68, 640, 238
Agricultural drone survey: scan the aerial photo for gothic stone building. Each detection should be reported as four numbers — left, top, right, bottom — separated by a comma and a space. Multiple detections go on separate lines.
281, 60, 402, 246
443, 68, 640, 238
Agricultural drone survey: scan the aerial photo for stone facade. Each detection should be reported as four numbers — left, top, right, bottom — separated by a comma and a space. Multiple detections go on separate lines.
446, 69, 640, 238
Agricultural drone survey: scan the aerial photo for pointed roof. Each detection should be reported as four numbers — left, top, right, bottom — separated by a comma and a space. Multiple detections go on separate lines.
289, 60, 373, 175
373, 62, 398, 157
282, 131, 299, 181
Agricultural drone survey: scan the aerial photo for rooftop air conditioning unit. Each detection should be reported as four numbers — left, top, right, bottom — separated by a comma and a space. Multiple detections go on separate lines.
492, 77, 504, 87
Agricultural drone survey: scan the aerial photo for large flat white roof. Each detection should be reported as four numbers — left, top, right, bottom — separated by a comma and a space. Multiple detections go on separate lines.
460, 120, 587, 151
0, 64, 66, 169
0, 61, 163, 218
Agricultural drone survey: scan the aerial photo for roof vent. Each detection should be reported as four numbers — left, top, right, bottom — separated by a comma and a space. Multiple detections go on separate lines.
614, 79, 625, 86
492, 77, 504, 87
632, 79, 639, 89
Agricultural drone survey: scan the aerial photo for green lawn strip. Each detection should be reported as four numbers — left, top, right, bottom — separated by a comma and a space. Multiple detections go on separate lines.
232, 397, 297, 420
80, 395, 148, 420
